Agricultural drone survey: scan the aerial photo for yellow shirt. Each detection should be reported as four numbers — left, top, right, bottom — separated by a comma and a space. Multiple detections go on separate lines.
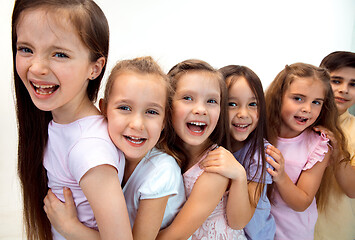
314, 111, 355, 240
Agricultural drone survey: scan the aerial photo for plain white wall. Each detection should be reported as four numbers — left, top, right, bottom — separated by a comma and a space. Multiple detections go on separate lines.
1, 0, 354, 239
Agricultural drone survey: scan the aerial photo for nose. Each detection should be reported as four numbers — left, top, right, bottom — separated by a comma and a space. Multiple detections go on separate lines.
128, 113, 144, 131
236, 106, 248, 119
302, 103, 311, 113
192, 101, 207, 115
29, 56, 49, 76
338, 82, 349, 94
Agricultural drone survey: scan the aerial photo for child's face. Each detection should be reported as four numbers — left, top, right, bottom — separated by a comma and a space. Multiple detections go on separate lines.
172, 71, 220, 148
329, 67, 355, 115
15, 9, 98, 119
104, 72, 166, 163
280, 77, 325, 138
227, 77, 258, 144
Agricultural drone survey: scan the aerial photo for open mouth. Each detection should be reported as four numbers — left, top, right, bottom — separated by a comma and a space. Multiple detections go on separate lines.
31, 81, 59, 95
294, 116, 308, 123
187, 121, 207, 133
124, 135, 147, 145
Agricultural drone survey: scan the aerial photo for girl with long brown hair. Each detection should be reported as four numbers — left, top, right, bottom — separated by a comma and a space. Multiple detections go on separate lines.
12, 0, 131, 239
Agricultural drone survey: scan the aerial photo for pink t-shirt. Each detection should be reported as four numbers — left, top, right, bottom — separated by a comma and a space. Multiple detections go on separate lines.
43, 115, 125, 240
270, 129, 329, 240
183, 145, 246, 240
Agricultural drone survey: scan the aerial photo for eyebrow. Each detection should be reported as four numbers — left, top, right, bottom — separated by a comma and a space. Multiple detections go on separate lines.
330, 76, 344, 80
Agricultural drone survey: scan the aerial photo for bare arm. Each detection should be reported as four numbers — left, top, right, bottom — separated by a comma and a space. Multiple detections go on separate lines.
266, 145, 330, 211
157, 150, 229, 240
132, 196, 169, 240
199, 147, 255, 229
314, 126, 355, 198
79, 164, 132, 240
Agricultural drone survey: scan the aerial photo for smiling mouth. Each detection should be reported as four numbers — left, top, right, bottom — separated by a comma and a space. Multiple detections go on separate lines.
31, 82, 59, 95
294, 116, 308, 123
335, 97, 348, 103
187, 121, 207, 133
232, 123, 250, 129
124, 135, 147, 145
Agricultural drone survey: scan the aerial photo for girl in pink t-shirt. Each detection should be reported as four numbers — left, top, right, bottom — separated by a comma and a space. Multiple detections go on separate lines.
264, 63, 345, 240
156, 59, 246, 240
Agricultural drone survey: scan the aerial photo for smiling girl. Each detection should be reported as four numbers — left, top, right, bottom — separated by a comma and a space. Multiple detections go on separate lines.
265, 63, 347, 239
12, 0, 131, 239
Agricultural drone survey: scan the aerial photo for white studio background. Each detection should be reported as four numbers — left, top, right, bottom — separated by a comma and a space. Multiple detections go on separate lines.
1, 0, 354, 239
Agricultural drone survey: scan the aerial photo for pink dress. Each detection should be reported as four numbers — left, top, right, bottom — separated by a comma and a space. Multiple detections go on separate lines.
270, 129, 329, 240
183, 145, 247, 240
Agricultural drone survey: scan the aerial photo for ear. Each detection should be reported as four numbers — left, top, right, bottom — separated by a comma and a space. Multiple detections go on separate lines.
89, 57, 106, 80
99, 98, 107, 116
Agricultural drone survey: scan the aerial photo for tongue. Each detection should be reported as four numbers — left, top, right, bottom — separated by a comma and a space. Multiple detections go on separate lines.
188, 124, 202, 132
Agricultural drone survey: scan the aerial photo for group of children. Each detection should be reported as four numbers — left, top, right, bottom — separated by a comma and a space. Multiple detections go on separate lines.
11, 0, 354, 239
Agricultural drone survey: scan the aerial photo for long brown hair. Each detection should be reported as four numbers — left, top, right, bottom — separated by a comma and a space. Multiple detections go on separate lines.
265, 63, 350, 210
11, 0, 109, 239
162, 59, 230, 172
102, 56, 173, 151
219, 65, 270, 207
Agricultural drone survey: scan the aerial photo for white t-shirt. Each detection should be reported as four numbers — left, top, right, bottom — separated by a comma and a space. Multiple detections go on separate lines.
43, 115, 125, 240
123, 148, 186, 229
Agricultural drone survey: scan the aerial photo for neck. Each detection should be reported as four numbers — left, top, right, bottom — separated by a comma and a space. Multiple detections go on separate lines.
183, 140, 213, 170
231, 139, 245, 153
122, 156, 143, 187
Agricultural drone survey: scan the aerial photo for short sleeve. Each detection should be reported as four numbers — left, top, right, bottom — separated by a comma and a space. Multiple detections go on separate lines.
139, 157, 182, 200
68, 138, 120, 183
303, 132, 329, 171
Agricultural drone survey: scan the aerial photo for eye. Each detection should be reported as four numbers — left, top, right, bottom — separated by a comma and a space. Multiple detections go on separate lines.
118, 105, 131, 111
17, 46, 32, 54
54, 52, 69, 58
312, 100, 322, 105
331, 79, 341, 84
207, 99, 217, 104
350, 82, 355, 87
293, 96, 302, 102
183, 96, 192, 101
146, 109, 159, 115
228, 102, 237, 107
249, 101, 257, 107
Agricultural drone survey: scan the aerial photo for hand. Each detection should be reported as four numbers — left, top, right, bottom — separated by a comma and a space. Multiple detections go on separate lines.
43, 188, 79, 237
199, 146, 246, 180
265, 145, 286, 183
313, 125, 339, 162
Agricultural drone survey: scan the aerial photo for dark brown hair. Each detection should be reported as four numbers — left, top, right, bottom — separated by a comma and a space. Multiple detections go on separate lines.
320, 51, 355, 72
163, 59, 230, 171
11, 0, 109, 239
103, 56, 172, 150
265, 62, 350, 210
219, 65, 269, 207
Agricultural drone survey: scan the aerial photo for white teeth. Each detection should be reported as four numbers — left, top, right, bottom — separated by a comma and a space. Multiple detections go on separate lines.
126, 136, 145, 144
32, 83, 57, 89
189, 122, 206, 126
236, 124, 248, 128
35, 89, 53, 95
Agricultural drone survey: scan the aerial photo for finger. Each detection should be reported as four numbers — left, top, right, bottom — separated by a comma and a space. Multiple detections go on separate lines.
63, 187, 75, 206
203, 165, 224, 174
200, 159, 222, 168
266, 156, 280, 169
267, 145, 281, 155
266, 168, 277, 178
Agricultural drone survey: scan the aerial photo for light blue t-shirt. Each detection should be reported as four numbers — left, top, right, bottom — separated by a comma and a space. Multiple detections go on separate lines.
233, 139, 275, 240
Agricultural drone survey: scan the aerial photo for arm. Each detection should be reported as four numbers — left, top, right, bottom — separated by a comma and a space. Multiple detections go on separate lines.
199, 147, 255, 229
80, 164, 133, 240
313, 126, 355, 198
44, 188, 101, 240
266, 145, 330, 211
132, 196, 169, 240
157, 149, 229, 240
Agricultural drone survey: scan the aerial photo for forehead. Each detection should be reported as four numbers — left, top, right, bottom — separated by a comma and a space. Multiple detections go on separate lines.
287, 77, 326, 97
177, 71, 220, 93
330, 67, 355, 80
228, 77, 255, 97
17, 8, 78, 41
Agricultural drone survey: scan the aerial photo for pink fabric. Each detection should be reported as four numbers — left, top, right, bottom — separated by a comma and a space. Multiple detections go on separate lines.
183, 145, 246, 240
271, 129, 329, 240
43, 115, 125, 240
